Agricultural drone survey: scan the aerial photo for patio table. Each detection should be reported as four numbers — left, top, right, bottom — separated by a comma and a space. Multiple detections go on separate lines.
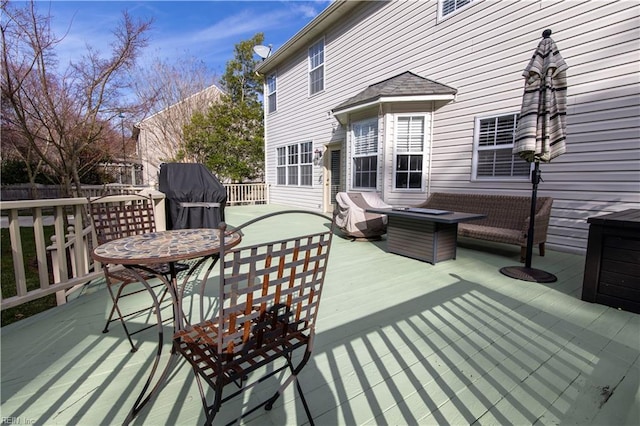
365, 207, 486, 264
92, 228, 242, 424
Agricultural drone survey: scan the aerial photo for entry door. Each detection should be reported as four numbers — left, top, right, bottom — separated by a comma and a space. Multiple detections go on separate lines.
324, 148, 342, 212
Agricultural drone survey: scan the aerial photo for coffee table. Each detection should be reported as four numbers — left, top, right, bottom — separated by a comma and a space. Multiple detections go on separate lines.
365, 208, 486, 264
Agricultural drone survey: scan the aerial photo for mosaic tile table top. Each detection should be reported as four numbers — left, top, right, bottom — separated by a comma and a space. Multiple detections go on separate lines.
92, 228, 242, 265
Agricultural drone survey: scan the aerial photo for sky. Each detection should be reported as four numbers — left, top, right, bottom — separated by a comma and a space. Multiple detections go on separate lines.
35, 0, 330, 76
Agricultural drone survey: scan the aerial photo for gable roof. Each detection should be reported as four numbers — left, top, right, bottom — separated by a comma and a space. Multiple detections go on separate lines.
331, 71, 457, 123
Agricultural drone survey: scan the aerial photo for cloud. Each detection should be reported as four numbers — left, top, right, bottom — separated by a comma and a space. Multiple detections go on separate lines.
157, 7, 296, 48
290, 2, 323, 19
145, 3, 320, 70
39, 1, 325, 75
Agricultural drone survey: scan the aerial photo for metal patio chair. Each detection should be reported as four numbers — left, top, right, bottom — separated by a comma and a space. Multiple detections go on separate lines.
88, 193, 187, 352
173, 210, 334, 425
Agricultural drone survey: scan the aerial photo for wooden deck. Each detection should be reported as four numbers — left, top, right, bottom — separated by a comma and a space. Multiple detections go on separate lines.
1, 205, 638, 425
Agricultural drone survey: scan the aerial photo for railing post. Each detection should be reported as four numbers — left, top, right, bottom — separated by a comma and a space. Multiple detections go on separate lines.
49, 235, 66, 305
8, 209, 28, 297
150, 191, 167, 231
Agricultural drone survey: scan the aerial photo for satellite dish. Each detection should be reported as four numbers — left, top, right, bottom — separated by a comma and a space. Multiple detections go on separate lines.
253, 44, 272, 59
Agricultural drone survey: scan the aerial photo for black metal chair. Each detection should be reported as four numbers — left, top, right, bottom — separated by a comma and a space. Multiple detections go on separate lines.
88, 194, 187, 352
173, 210, 334, 425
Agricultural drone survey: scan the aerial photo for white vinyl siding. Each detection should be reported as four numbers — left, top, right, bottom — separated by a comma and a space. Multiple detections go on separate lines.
261, 0, 640, 252
267, 73, 277, 113
473, 113, 531, 180
351, 118, 378, 189
277, 142, 313, 187
394, 116, 426, 190
308, 39, 324, 95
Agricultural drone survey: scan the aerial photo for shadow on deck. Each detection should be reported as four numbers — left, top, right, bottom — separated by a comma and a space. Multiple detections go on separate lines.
1, 205, 638, 425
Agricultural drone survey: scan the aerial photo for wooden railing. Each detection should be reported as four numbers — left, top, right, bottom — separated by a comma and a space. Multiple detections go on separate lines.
0, 183, 268, 312
225, 183, 268, 205
0, 192, 167, 311
0, 184, 142, 201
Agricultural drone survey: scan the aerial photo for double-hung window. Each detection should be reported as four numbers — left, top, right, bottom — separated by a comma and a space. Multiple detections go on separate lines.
473, 113, 530, 180
308, 39, 324, 95
395, 116, 425, 190
276, 147, 287, 185
287, 145, 299, 185
351, 118, 378, 189
266, 73, 277, 113
439, 0, 473, 19
276, 142, 313, 186
299, 142, 313, 185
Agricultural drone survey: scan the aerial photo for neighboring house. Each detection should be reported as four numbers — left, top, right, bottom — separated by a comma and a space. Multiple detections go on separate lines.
256, 0, 640, 254
135, 84, 223, 187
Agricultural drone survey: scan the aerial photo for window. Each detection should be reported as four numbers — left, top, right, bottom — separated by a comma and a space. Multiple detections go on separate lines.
395, 116, 425, 190
287, 145, 298, 185
276, 142, 313, 186
351, 118, 378, 189
439, 0, 473, 19
266, 73, 277, 113
308, 39, 324, 95
300, 142, 313, 186
473, 113, 531, 180
276, 147, 286, 185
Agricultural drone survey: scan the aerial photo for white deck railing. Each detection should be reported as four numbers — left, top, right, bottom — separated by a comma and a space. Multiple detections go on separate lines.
0, 183, 268, 312
0, 192, 168, 311
225, 183, 268, 205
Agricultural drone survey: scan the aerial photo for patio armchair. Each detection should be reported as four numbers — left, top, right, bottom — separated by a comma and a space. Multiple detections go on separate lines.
87, 194, 188, 352
173, 210, 334, 425
334, 191, 391, 239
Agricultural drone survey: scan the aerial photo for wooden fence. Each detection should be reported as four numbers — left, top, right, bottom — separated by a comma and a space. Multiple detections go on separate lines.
0, 184, 143, 201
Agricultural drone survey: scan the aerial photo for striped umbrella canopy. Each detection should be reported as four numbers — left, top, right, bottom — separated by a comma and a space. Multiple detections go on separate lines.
513, 29, 568, 163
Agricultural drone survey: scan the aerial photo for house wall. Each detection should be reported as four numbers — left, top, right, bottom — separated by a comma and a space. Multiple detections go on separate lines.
262, 0, 640, 254
136, 85, 222, 187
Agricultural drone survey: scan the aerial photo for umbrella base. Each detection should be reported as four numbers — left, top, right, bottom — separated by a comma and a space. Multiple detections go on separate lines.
499, 266, 558, 283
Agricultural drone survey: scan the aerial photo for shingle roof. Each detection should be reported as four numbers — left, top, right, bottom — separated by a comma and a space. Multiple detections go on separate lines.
332, 71, 457, 113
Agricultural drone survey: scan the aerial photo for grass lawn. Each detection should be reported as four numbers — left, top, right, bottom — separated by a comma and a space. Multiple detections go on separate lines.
1, 226, 57, 326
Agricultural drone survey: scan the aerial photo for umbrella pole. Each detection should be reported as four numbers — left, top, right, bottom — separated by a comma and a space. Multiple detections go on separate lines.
499, 161, 558, 283
524, 161, 540, 268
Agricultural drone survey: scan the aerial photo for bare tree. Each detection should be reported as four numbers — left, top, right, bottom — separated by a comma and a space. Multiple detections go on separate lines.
1, 0, 151, 196
131, 57, 220, 185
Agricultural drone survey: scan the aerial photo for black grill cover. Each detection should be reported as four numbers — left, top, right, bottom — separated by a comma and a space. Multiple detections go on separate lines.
159, 163, 227, 230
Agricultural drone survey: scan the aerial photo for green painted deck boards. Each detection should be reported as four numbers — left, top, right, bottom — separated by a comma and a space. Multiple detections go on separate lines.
1, 204, 638, 425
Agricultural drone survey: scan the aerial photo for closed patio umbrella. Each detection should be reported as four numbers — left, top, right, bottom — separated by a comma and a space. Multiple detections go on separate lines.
500, 29, 568, 283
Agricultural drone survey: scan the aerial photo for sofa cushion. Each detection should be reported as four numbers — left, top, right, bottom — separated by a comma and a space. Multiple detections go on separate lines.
459, 224, 525, 246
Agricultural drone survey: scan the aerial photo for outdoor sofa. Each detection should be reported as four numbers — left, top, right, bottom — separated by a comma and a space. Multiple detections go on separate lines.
417, 192, 553, 262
